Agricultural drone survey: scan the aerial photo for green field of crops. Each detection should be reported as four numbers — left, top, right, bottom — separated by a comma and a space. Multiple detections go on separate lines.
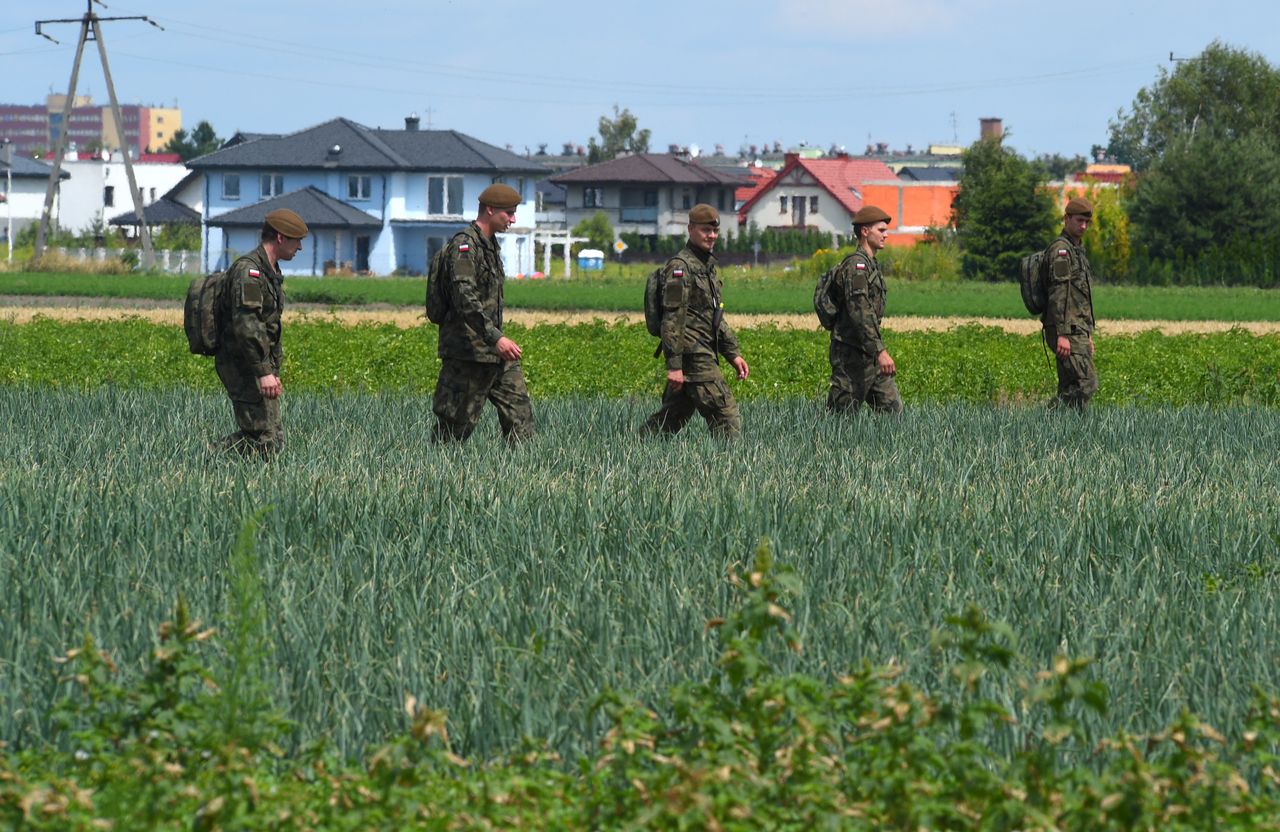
4, 317, 1280, 406
6, 270, 1280, 320
3, 388, 1280, 765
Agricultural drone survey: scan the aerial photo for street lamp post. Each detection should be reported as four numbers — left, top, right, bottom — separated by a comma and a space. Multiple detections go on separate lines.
3, 138, 12, 264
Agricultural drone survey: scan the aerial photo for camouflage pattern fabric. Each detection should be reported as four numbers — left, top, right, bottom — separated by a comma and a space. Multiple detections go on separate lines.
437, 223, 507, 363
638, 375, 741, 440
432, 358, 533, 443
1041, 232, 1097, 410
213, 245, 285, 458
827, 250, 899, 414
826, 340, 902, 416
658, 245, 742, 382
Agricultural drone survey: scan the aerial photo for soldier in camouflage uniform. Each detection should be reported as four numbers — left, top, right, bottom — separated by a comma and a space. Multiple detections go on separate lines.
639, 203, 750, 439
432, 183, 534, 443
213, 209, 309, 459
826, 205, 902, 415
1042, 197, 1097, 411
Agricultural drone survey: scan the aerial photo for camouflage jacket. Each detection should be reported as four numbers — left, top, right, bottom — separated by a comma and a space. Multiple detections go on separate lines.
659, 244, 742, 382
831, 249, 886, 358
1041, 232, 1094, 346
438, 222, 506, 363
218, 245, 283, 378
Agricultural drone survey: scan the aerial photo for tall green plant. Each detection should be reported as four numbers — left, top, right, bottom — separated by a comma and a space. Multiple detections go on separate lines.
951, 136, 1057, 282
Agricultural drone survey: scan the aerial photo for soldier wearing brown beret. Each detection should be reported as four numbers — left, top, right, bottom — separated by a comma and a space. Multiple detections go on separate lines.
430, 182, 534, 443
822, 205, 902, 415
1041, 196, 1097, 410
639, 203, 750, 438
211, 208, 309, 458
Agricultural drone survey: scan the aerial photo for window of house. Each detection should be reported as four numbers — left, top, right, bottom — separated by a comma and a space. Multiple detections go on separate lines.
716, 190, 727, 211
348, 174, 372, 201
779, 195, 788, 214
222, 174, 240, 200
103, 185, 114, 207
428, 175, 464, 215
583, 187, 604, 208
681, 190, 692, 210
261, 173, 284, 198
148, 187, 156, 203
809, 196, 819, 213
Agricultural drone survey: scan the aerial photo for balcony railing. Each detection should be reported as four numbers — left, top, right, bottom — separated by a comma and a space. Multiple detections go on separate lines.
620, 206, 658, 222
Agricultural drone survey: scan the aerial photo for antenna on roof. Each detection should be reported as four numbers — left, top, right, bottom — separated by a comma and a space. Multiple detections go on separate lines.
32, 0, 164, 268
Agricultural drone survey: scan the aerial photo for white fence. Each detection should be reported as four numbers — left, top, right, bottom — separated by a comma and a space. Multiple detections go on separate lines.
53, 247, 202, 274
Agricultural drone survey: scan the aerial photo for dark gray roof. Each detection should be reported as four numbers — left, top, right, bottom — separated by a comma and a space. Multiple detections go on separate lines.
187, 117, 547, 175
549, 153, 749, 186
1, 155, 70, 179
536, 178, 565, 204
109, 198, 202, 226
896, 166, 961, 182
206, 186, 382, 230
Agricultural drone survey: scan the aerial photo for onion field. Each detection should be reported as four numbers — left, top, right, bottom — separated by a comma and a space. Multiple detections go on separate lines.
4, 387, 1279, 762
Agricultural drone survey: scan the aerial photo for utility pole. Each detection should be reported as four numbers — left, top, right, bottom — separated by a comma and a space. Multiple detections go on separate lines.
33, 0, 163, 269
3, 139, 12, 263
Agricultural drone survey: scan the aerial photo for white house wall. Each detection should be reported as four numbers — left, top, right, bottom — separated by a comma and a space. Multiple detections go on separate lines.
742, 168, 852, 235
1, 178, 52, 241
59, 158, 188, 233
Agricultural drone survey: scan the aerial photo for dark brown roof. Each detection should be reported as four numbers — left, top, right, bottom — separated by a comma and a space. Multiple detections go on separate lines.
549, 153, 749, 187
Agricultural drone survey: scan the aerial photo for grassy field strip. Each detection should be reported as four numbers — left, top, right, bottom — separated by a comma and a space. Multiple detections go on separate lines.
3, 391, 1280, 760
8, 303, 1280, 335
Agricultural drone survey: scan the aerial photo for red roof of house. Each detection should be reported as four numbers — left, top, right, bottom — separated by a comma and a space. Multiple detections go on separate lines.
738, 154, 898, 219
734, 166, 776, 208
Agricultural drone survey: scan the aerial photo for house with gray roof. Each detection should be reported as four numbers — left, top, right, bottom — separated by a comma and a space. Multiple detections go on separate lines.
548, 153, 749, 239
1, 153, 70, 243
186, 116, 548, 276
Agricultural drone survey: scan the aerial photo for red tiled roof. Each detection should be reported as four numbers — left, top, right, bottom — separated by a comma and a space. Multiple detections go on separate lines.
735, 166, 776, 207
738, 155, 898, 218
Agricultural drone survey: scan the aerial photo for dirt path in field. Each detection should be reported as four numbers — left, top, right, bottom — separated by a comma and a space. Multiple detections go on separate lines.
3, 295, 1280, 335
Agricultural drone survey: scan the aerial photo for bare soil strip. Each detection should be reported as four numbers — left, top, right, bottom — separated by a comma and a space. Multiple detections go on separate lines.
3, 300, 1280, 336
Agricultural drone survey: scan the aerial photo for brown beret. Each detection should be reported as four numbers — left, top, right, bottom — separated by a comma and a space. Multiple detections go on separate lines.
852, 205, 892, 226
688, 203, 720, 226
1065, 197, 1093, 216
479, 183, 522, 210
265, 208, 309, 238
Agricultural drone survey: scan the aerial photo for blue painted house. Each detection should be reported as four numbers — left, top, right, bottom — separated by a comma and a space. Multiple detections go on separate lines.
186, 116, 548, 276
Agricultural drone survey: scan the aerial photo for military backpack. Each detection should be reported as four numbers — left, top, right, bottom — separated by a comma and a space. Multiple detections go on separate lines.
1018, 250, 1048, 316
183, 271, 228, 356
424, 242, 455, 324
642, 265, 666, 338
813, 254, 857, 330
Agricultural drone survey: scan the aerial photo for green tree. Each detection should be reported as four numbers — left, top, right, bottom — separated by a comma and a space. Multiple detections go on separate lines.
163, 120, 222, 161
586, 106, 650, 164
1128, 130, 1280, 258
1031, 153, 1088, 180
571, 211, 615, 254
951, 136, 1057, 281
1106, 41, 1280, 171
1080, 181, 1133, 281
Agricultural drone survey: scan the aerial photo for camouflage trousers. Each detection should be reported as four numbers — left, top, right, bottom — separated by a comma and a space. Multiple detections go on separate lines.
432, 359, 534, 443
1051, 347, 1098, 411
214, 357, 284, 459
826, 340, 902, 416
639, 372, 741, 439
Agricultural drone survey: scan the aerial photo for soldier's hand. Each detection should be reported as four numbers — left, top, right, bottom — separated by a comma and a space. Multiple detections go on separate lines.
666, 368, 685, 392
732, 356, 749, 380
877, 350, 896, 376
258, 374, 282, 399
496, 336, 522, 362
1055, 336, 1071, 359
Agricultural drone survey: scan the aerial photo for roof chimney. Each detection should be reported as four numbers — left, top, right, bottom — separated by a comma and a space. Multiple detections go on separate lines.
405, 113, 420, 131
980, 117, 1003, 141
784, 152, 799, 167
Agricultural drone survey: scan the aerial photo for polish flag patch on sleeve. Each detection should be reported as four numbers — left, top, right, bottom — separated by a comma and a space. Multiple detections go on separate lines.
672, 269, 684, 278
855, 262, 866, 270
1057, 249, 1069, 257
458, 244, 470, 253
248, 269, 261, 277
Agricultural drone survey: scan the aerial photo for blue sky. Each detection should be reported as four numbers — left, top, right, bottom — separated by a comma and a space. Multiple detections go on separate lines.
2, 0, 1276, 160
